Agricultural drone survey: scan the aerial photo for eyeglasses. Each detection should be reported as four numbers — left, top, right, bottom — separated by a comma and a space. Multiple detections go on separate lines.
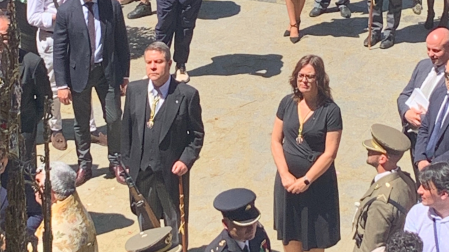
297, 74, 316, 81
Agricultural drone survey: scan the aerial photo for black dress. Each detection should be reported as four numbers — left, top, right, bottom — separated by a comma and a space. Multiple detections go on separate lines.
273, 95, 342, 250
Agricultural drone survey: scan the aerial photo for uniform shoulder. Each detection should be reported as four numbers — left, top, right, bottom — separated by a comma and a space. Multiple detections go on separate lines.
204, 230, 228, 252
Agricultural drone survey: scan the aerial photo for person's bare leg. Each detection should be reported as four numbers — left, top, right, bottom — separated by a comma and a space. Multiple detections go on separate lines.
283, 240, 303, 252
286, 0, 299, 38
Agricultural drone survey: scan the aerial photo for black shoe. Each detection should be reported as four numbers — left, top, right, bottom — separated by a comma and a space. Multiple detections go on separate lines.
363, 33, 381, 47
380, 34, 395, 49
339, 5, 351, 18
127, 2, 152, 19
424, 11, 435, 29
283, 20, 301, 37
309, 7, 325, 17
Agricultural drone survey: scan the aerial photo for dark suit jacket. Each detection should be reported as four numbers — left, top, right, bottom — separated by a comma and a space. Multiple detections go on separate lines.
415, 84, 449, 163
397, 58, 444, 131
19, 49, 52, 133
53, 0, 130, 93
204, 224, 271, 252
121, 78, 204, 202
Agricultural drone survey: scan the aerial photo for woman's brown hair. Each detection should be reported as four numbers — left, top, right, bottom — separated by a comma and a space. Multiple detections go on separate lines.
289, 55, 332, 105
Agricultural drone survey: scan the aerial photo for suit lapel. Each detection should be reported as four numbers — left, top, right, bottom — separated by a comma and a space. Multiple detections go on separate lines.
73, 0, 89, 38
135, 80, 148, 144
159, 79, 182, 144
97, 0, 106, 49
430, 87, 448, 141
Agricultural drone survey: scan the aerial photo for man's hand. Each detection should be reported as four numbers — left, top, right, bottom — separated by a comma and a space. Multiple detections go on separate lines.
58, 88, 72, 105
120, 78, 129, 96
172, 161, 188, 176
418, 160, 430, 170
34, 170, 46, 205
404, 108, 423, 128
0, 156, 8, 174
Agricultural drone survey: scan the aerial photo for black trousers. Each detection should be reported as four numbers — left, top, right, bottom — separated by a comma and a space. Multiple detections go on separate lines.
367, 0, 402, 35
156, 0, 202, 65
135, 168, 187, 248
71, 65, 122, 170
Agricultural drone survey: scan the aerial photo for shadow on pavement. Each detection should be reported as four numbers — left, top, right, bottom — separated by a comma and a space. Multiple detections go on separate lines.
395, 23, 429, 44
301, 17, 366, 38
189, 54, 283, 78
89, 211, 135, 235
36, 119, 107, 145
198, 1, 241, 20
127, 26, 156, 60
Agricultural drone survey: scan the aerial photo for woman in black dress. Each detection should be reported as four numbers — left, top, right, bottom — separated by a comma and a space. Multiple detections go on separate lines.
271, 55, 342, 252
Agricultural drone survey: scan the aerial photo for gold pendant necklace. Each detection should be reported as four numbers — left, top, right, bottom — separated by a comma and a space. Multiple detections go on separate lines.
297, 102, 312, 144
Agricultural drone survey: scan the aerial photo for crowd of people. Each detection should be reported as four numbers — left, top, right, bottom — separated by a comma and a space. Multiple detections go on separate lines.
0, 0, 449, 251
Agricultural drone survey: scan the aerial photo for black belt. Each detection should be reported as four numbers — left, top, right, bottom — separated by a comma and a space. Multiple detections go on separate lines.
42, 30, 53, 34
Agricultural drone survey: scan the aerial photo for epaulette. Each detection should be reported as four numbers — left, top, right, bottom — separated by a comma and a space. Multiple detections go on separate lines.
209, 240, 226, 252
374, 182, 393, 203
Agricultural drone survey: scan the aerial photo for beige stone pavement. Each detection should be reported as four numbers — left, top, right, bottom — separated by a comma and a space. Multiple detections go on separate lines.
35, 0, 445, 251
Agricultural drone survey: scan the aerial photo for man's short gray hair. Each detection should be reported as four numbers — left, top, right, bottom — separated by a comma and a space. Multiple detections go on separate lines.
50, 161, 76, 200
419, 162, 449, 193
145, 41, 171, 62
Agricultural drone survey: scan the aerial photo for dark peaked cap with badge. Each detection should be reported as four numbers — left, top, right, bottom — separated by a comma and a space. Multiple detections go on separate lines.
214, 188, 261, 226
363, 124, 411, 156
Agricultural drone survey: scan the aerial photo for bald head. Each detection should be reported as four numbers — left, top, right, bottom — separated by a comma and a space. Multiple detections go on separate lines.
427, 28, 449, 66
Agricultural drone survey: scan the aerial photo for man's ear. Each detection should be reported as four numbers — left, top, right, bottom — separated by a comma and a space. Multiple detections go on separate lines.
379, 154, 388, 165
440, 190, 449, 200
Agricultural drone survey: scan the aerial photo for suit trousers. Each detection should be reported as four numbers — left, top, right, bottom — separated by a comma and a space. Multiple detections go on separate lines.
156, 0, 202, 65
314, 0, 348, 9
36, 29, 97, 133
71, 65, 122, 169
135, 168, 185, 248
367, 0, 402, 35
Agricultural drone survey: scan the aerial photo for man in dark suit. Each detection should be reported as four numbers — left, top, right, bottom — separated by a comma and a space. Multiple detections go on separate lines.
156, 0, 202, 83
415, 72, 449, 169
397, 27, 449, 184
53, 0, 130, 186
121, 41, 204, 248
0, 13, 52, 233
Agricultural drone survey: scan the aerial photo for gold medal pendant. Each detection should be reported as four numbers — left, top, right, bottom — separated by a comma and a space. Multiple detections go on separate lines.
296, 135, 303, 144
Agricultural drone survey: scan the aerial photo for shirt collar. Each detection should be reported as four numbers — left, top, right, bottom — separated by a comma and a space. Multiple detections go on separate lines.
148, 76, 171, 98
374, 167, 399, 182
235, 240, 249, 250
428, 207, 449, 222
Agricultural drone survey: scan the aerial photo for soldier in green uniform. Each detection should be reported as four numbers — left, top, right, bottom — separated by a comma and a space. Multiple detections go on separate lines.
205, 188, 271, 252
352, 124, 418, 252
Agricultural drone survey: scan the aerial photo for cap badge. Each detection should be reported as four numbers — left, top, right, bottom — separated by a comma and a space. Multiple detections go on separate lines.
245, 204, 251, 211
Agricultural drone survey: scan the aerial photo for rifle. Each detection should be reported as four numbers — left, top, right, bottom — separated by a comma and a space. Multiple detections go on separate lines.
41, 96, 53, 252
115, 154, 160, 228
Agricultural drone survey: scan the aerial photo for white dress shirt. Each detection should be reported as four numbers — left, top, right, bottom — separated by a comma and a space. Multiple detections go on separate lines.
374, 167, 399, 183
80, 0, 103, 63
27, 0, 66, 32
420, 65, 445, 100
148, 76, 171, 115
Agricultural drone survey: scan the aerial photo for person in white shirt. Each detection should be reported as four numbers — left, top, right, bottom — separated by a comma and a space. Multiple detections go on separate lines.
397, 27, 449, 185
27, 0, 106, 150
404, 162, 449, 252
